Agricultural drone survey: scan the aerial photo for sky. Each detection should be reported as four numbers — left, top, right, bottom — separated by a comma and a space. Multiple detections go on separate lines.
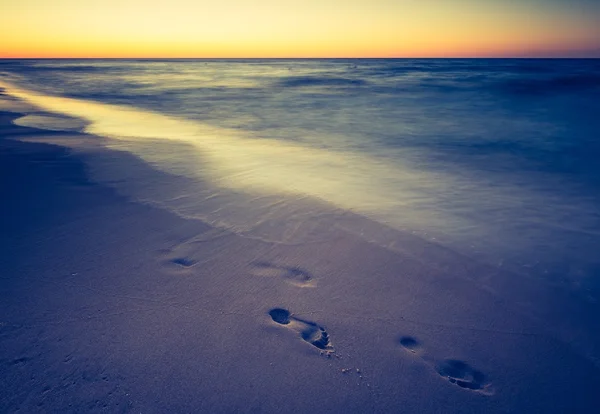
1, 0, 599, 58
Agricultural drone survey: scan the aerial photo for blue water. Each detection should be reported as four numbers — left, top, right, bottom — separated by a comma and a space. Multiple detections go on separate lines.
1, 59, 600, 294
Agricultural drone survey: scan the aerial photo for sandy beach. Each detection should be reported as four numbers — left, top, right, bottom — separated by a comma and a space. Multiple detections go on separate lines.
2, 85, 600, 414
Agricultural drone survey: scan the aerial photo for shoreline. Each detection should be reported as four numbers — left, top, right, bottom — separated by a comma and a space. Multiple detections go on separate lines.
2, 98, 600, 412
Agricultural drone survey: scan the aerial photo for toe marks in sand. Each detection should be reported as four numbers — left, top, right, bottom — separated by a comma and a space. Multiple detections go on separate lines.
251, 262, 314, 287
399, 335, 493, 395
269, 308, 333, 352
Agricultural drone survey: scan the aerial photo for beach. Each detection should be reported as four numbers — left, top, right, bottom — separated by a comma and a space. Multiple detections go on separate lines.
1, 62, 600, 413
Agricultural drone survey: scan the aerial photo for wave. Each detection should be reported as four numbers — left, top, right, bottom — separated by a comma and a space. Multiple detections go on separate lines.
274, 76, 368, 88
499, 73, 600, 95
0, 79, 452, 241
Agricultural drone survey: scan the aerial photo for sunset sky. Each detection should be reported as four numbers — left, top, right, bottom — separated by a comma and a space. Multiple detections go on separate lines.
2, 0, 599, 58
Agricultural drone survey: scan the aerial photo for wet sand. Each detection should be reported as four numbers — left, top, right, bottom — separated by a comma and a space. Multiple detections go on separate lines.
1, 101, 600, 413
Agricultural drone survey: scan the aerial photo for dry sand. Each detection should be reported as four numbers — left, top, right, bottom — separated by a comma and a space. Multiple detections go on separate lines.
1, 93, 600, 413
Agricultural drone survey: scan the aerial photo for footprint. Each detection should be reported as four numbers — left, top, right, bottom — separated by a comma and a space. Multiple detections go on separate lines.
157, 230, 233, 275
435, 359, 490, 392
170, 257, 196, 268
251, 262, 314, 287
398, 335, 493, 394
269, 308, 333, 352
399, 336, 424, 355
157, 248, 197, 274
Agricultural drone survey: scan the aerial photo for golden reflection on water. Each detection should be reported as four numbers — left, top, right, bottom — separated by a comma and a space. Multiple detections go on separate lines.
1, 80, 442, 229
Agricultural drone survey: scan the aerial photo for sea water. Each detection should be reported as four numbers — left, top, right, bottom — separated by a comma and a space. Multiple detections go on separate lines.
1, 59, 599, 295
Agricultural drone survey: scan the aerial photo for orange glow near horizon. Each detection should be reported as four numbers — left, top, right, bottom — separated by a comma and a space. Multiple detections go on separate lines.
2, 0, 600, 58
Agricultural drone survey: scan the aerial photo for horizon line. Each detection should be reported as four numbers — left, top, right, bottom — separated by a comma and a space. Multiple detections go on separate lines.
1, 56, 599, 60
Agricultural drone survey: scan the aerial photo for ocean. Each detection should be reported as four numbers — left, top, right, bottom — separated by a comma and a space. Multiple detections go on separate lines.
1, 58, 599, 296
